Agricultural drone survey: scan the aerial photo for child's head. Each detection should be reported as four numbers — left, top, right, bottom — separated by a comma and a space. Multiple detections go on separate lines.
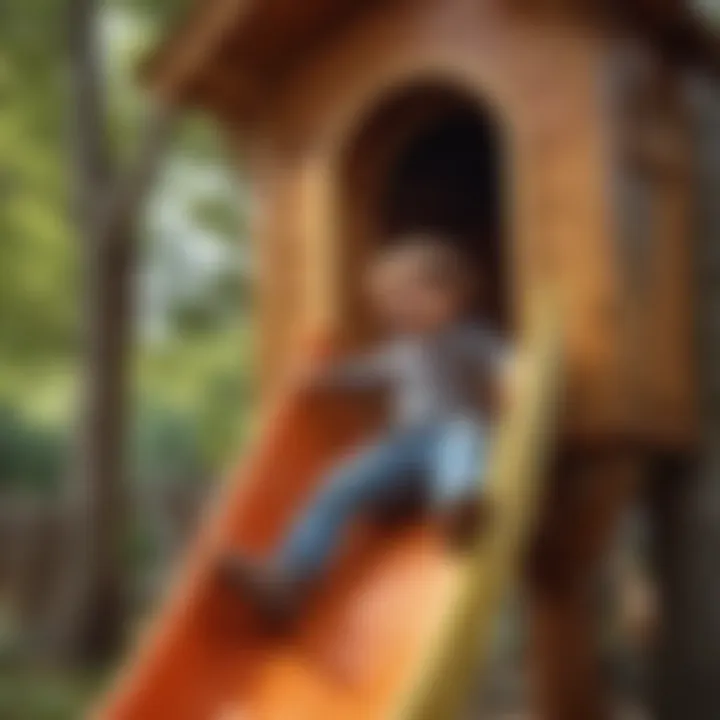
366, 234, 477, 334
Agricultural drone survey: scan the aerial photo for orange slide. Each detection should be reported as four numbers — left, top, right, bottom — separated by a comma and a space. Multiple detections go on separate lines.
96, 311, 562, 720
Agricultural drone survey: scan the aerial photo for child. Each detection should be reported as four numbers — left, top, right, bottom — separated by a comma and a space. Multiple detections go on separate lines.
220, 235, 510, 623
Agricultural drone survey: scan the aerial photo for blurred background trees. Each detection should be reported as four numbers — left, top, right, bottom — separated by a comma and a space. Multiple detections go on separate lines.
0, 0, 253, 707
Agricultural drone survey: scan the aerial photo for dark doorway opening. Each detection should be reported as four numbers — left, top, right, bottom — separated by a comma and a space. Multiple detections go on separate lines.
343, 83, 507, 333
381, 96, 505, 327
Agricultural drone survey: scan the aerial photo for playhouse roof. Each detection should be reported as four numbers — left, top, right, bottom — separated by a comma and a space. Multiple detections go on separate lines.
144, 0, 363, 110
145, 0, 720, 113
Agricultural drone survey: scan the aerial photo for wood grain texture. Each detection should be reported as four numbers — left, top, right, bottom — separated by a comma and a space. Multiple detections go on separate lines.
240, 0, 628, 441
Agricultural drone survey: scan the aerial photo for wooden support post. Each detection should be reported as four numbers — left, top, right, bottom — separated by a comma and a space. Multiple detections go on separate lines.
647, 453, 720, 720
525, 449, 642, 720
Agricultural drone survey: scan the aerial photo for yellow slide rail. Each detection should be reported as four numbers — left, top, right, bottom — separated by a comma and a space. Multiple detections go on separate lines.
395, 301, 565, 720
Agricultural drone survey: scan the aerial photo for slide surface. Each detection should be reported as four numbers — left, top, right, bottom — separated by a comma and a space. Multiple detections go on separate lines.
96, 309, 562, 720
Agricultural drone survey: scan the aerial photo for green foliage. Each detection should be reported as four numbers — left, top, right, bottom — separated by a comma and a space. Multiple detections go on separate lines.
0, 670, 98, 720
0, 0, 79, 366
131, 402, 204, 485
0, 0, 253, 694
191, 193, 243, 241
134, 324, 255, 470
0, 0, 253, 498
0, 402, 69, 495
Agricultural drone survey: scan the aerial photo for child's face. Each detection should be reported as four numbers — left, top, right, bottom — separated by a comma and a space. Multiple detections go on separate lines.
368, 249, 466, 335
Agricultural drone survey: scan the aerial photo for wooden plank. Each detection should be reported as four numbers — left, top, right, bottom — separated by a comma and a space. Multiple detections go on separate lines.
145, 0, 251, 103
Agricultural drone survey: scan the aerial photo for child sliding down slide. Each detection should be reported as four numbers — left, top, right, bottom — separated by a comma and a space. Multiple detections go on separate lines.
220, 234, 510, 626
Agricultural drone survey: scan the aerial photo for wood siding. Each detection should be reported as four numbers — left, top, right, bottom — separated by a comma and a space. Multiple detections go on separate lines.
229, 0, 696, 445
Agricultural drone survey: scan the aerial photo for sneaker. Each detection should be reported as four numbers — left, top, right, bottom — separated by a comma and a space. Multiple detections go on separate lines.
441, 497, 494, 550
217, 554, 303, 630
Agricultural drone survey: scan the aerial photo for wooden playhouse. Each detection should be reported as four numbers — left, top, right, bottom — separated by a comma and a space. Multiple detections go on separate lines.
100, 1, 719, 718
144, 0, 705, 448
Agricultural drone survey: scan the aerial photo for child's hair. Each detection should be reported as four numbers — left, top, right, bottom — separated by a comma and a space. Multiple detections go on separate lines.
376, 234, 473, 294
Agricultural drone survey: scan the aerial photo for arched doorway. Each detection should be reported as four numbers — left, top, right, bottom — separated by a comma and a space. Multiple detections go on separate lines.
340, 82, 508, 338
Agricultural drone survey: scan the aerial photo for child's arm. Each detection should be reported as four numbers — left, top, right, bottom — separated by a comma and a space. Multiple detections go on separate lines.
319, 348, 398, 390
466, 326, 510, 374
294, 345, 399, 393
463, 326, 514, 412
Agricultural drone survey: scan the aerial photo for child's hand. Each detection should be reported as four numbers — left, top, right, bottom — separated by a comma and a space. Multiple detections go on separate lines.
286, 359, 326, 394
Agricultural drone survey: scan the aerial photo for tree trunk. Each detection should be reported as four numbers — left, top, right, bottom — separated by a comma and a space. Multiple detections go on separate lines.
66, 224, 137, 660
525, 450, 641, 720
48, 0, 174, 663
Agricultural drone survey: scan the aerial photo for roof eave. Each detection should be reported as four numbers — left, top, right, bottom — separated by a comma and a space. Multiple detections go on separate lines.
144, 0, 720, 109
141, 0, 251, 105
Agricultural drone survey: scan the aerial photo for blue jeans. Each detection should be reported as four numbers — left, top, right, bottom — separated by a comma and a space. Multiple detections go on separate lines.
276, 418, 486, 581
